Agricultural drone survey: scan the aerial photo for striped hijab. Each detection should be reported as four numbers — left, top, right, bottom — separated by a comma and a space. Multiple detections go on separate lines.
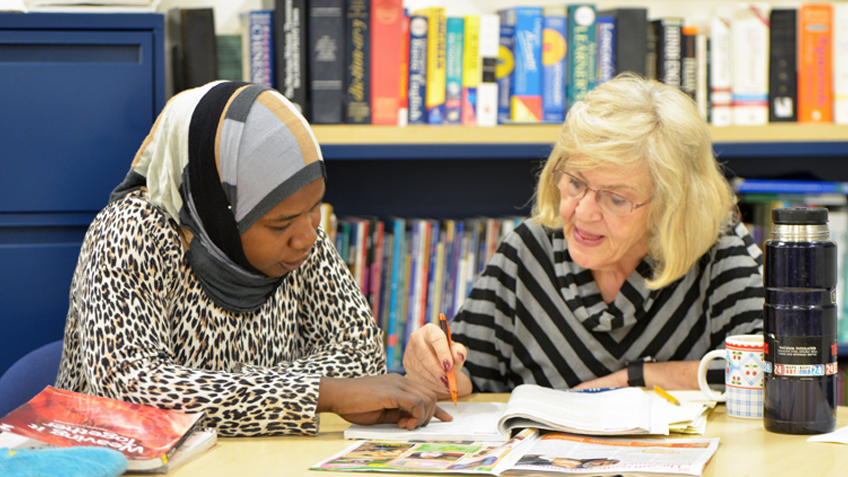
110, 81, 326, 312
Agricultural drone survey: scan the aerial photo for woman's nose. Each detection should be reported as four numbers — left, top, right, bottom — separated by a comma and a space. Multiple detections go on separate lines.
290, 215, 318, 250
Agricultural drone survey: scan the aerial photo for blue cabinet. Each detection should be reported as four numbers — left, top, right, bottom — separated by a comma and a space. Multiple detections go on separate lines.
0, 13, 165, 377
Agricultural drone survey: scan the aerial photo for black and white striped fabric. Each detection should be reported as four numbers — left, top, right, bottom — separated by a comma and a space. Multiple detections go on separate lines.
451, 218, 764, 392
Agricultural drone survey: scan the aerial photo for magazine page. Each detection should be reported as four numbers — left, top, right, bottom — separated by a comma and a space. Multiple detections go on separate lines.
503, 433, 719, 477
0, 386, 203, 464
498, 385, 669, 436
313, 428, 540, 474
344, 402, 509, 442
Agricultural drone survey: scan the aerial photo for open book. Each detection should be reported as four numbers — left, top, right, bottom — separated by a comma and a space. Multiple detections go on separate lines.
0, 386, 216, 473
344, 384, 668, 443
315, 428, 719, 476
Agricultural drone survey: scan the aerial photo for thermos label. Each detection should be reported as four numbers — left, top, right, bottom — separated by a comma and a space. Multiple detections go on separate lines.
764, 334, 838, 378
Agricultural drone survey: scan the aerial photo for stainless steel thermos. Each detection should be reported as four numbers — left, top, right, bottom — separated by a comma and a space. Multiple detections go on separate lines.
763, 207, 838, 434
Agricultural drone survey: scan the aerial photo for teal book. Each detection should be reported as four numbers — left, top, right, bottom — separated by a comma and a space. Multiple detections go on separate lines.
567, 4, 596, 110
445, 17, 465, 125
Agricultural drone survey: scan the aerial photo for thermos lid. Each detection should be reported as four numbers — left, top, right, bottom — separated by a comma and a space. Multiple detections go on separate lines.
772, 207, 828, 225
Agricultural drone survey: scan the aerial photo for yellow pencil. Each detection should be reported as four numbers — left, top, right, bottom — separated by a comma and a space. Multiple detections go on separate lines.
653, 385, 681, 406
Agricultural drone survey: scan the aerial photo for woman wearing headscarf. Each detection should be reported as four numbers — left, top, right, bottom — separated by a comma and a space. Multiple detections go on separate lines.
55, 81, 448, 436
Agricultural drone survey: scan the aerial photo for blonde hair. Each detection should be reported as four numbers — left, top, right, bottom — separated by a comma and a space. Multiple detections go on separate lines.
533, 74, 737, 289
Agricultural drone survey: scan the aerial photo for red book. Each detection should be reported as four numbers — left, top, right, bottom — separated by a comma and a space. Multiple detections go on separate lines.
0, 386, 212, 473
798, 3, 833, 123
370, 0, 404, 124
398, 13, 411, 126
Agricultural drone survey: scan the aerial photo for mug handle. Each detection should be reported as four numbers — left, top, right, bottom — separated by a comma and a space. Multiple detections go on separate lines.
698, 349, 727, 402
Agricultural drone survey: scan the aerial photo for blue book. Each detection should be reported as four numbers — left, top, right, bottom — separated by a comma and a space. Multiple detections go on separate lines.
542, 7, 567, 123
246, 10, 275, 87
445, 17, 465, 125
408, 15, 429, 125
732, 178, 848, 195
596, 15, 616, 86
385, 217, 406, 372
511, 7, 543, 123
424, 220, 441, 323
496, 9, 516, 124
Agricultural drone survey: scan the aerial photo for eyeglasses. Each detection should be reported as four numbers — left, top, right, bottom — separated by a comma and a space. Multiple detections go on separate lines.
552, 170, 652, 217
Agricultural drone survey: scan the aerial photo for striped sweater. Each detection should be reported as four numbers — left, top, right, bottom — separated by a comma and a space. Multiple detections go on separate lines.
451, 218, 764, 392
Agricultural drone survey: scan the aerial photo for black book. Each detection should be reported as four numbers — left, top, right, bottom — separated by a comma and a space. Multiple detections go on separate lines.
651, 18, 683, 89
769, 8, 797, 122
681, 28, 697, 100
167, 8, 218, 94
344, 0, 371, 124
274, 0, 310, 118
597, 8, 647, 77
308, 0, 345, 124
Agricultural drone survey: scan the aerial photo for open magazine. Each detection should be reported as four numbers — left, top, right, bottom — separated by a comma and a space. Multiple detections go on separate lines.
314, 428, 719, 476
0, 386, 215, 473
345, 384, 668, 443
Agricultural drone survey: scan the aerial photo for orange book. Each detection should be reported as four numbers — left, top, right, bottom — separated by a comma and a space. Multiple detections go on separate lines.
798, 3, 833, 123
370, 0, 403, 124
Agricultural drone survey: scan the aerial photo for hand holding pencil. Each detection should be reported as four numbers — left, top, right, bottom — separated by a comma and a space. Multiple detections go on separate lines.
438, 314, 458, 405
401, 317, 470, 402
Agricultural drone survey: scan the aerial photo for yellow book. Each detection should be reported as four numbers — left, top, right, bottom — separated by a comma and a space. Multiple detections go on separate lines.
461, 15, 480, 125
413, 6, 446, 124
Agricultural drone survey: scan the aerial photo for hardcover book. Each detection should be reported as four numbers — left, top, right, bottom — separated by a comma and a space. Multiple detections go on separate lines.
407, 15, 429, 125
651, 17, 684, 89
681, 26, 698, 101
476, 14, 500, 127
567, 4, 597, 111
414, 6, 447, 125
371, 0, 404, 125
731, 3, 770, 126
542, 6, 567, 123
308, 0, 345, 124
496, 8, 516, 124
798, 3, 833, 123
510, 6, 543, 123
398, 13, 410, 126
216, 34, 243, 82
595, 15, 614, 86
596, 7, 647, 77
167, 8, 218, 94
768, 8, 797, 122
445, 17, 465, 125
835, 4, 848, 124
833, 3, 848, 123
0, 386, 212, 473
242, 10, 275, 87
461, 15, 479, 126
273, 0, 309, 116
709, 8, 733, 126
345, 0, 371, 124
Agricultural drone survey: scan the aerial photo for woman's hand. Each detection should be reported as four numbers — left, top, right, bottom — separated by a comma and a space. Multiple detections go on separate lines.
403, 323, 473, 398
317, 374, 452, 429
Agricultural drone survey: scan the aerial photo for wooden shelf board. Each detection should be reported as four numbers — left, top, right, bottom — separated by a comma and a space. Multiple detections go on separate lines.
312, 124, 848, 146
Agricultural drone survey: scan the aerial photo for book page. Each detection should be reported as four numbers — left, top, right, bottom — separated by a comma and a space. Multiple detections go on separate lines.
344, 402, 509, 442
504, 433, 719, 476
498, 385, 668, 436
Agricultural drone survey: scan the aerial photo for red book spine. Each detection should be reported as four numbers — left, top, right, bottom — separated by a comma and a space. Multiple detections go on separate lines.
398, 14, 411, 125
370, 0, 403, 124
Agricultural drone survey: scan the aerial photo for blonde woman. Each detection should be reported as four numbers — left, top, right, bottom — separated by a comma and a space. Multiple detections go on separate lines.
404, 74, 764, 396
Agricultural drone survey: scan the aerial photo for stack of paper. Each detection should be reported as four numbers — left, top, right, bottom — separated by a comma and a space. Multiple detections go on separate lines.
648, 390, 717, 435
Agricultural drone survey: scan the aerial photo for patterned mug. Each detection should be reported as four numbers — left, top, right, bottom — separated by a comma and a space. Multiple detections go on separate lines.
697, 334, 765, 419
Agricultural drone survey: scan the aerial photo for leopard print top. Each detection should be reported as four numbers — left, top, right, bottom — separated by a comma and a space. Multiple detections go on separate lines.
55, 190, 385, 436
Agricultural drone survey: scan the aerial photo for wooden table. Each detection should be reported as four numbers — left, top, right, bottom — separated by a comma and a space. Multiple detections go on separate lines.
171, 394, 848, 477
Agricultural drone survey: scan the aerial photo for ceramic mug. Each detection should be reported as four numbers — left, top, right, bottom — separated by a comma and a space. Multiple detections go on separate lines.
697, 334, 765, 419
